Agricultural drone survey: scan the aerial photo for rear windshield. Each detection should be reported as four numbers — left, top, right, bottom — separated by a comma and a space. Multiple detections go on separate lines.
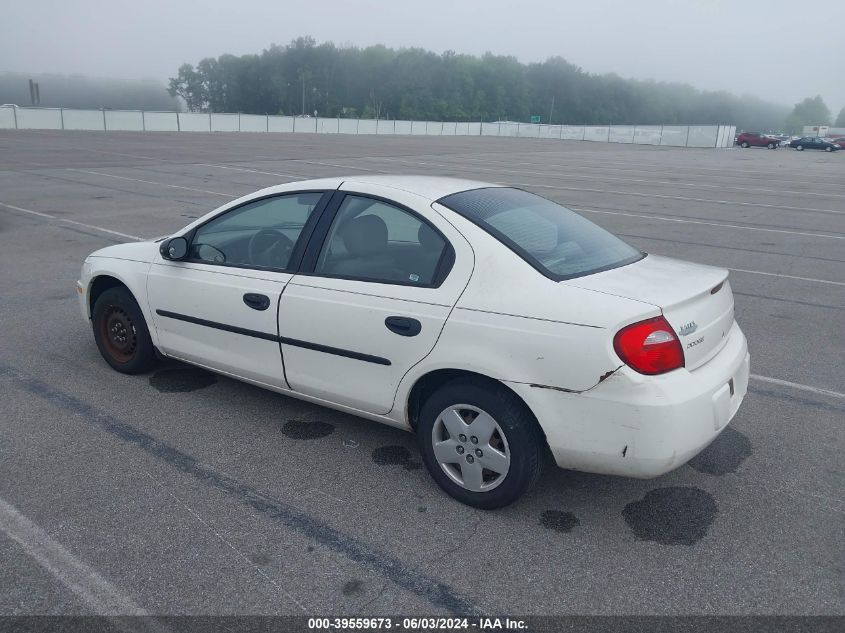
438, 187, 643, 280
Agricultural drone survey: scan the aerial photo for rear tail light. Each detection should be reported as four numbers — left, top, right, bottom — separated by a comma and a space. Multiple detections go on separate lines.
613, 316, 685, 375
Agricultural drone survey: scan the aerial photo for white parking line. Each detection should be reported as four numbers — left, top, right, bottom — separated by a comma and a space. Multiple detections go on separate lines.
67, 168, 237, 198
358, 154, 845, 201
0, 495, 149, 615
751, 375, 845, 401
326, 155, 844, 214
727, 268, 845, 287
0, 202, 142, 240
143, 472, 307, 612
572, 207, 845, 241
524, 182, 845, 215
196, 163, 307, 179
298, 159, 380, 172
432, 151, 841, 188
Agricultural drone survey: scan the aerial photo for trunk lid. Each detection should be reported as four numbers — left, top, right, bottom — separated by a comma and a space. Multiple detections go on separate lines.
566, 254, 734, 370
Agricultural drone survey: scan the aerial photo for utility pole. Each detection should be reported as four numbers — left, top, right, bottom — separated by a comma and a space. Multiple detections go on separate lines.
301, 74, 305, 116
548, 95, 555, 126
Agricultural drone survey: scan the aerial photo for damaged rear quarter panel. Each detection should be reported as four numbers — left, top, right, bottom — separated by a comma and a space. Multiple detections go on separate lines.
434, 307, 621, 392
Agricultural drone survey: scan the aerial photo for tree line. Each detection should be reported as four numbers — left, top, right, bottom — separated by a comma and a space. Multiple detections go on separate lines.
168, 36, 809, 130
785, 96, 844, 132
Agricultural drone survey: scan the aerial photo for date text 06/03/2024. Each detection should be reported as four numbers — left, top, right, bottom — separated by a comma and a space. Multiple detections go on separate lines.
306, 617, 528, 630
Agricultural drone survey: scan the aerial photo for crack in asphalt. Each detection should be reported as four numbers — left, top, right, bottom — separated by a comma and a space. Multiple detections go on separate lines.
355, 582, 390, 614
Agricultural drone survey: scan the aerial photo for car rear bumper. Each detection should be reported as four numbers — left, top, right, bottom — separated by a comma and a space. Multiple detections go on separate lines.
508, 321, 749, 478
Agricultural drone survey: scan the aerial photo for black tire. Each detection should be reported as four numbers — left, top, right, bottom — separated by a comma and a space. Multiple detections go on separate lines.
740, 141, 749, 148
92, 287, 157, 374
796, 145, 804, 151
417, 377, 545, 509
825, 146, 833, 152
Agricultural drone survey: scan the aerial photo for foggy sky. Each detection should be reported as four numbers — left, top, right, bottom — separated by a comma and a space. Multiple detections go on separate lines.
3, 0, 844, 115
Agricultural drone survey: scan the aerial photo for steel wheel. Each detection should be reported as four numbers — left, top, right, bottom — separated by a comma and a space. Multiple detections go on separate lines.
431, 404, 510, 492
99, 304, 138, 363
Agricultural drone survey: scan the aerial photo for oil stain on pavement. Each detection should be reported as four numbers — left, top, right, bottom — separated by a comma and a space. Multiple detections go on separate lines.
372, 446, 422, 470
539, 510, 580, 533
623, 486, 717, 546
149, 366, 217, 393
281, 419, 335, 439
342, 580, 364, 596
687, 427, 752, 475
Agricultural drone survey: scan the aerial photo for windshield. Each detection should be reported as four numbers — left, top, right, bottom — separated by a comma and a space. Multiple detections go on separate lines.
438, 187, 643, 280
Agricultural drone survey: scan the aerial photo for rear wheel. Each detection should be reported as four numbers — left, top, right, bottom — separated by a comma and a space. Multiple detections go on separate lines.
740, 141, 750, 148
825, 146, 833, 152
796, 145, 804, 151
92, 287, 157, 374
417, 377, 544, 509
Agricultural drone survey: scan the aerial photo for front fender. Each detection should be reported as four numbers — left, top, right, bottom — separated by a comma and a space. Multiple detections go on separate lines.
81, 256, 157, 346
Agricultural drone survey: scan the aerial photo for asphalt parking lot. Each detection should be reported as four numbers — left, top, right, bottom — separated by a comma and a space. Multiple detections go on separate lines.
0, 130, 842, 617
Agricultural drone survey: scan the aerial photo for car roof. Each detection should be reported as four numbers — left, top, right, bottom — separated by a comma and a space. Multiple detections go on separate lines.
343, 175, 499, 201
249, 175, 498, 204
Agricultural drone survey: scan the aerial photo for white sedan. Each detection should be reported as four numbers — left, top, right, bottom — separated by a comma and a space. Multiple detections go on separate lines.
78, 176, 749, 508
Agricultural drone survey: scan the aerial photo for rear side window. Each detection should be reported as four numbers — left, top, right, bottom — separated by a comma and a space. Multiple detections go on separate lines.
315, 195, 448, 286
439, 187, 642, 280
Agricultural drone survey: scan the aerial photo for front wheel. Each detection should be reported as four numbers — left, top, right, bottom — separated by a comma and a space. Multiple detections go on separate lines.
825, 146, 833, 152
740, 141, 750, 148
92, 287, 157, 374
796, 145, 804, 151
767, 142, 776, 149
417, 378, 545, 509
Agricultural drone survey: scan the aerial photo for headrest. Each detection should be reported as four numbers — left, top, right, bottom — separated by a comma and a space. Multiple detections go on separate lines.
341, 214, 388, 256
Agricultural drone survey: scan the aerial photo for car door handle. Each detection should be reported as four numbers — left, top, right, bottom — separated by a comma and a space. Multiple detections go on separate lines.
243, 293, 271, 311
384, 316, 421, 337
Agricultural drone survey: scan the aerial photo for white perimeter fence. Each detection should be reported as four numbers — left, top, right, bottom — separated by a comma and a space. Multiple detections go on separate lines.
0, 107, 736, 148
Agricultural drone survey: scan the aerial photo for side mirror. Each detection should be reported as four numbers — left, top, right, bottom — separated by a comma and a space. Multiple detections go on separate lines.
160, 236, 189, 261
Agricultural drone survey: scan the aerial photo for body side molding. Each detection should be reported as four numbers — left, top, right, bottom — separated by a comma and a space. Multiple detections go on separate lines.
155, 309, 391, 366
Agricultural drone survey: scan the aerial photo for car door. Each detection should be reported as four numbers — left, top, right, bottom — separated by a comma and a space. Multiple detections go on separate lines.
146, 190, 329, 388
277, 184, 473, 415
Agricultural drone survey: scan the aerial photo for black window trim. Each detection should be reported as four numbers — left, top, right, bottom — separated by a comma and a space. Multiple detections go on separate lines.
296, 190, 455, 289
177, 189, 334, 275
436, 186, 645, 282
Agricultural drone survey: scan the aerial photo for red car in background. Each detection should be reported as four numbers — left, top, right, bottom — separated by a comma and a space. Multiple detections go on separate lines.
735, 132, 780, 149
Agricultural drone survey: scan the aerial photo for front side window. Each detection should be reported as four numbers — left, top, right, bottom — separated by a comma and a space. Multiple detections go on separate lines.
439, 187, 642, 280
190, 193, 322, 269
315, 195, 447, 285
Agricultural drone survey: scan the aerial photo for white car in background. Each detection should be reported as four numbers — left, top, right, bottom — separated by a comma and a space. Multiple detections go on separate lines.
78, 176, 749, 508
